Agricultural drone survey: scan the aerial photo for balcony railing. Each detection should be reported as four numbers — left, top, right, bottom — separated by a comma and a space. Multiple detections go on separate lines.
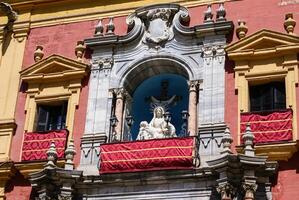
240, 109, 292, 144
99, 137, 199, 174
21, 129, 68, 161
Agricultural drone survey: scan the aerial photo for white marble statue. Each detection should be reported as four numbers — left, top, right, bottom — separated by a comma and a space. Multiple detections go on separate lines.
136, 106, 176, 140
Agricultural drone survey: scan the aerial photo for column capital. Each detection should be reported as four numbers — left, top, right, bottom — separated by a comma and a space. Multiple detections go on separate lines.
242, 181, 257, 200
188, 80, 201, 92
113, 88, 128, 100
216, 182, 235, 200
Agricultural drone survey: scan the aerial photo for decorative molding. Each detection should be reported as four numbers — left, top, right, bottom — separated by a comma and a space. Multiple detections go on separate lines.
0, 119, 16, 161
4, 0, 236, 29
20, 54, 89, 140
226, 29, 299, 150
236, 141, 298, 161
15, 160, 65, 178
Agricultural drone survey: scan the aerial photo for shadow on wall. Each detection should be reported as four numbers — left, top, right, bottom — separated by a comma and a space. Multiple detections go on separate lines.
5, 171, 33, 200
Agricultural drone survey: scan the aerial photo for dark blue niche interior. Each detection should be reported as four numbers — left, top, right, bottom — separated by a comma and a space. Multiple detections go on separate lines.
131, 74, 189, 140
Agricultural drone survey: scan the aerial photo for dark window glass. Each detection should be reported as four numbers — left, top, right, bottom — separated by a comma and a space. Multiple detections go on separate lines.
36, 101, 67, 132
249, 82, 286, 112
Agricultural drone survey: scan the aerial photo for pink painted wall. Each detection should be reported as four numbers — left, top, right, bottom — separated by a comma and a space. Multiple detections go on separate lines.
272, 152, 299, 200
5, 173, 32, 200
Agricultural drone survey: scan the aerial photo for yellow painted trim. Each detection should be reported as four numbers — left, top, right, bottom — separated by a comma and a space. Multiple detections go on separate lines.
226, 29, 299, 159
20, 54, 89, 143
0, 120, 16, 161
15, 160, 65, 178
236, 142, 298, 161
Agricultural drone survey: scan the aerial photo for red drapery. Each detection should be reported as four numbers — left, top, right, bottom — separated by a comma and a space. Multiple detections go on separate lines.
99, 137, 194, 174
240, 109, 292, 144
21, 129, 68, 161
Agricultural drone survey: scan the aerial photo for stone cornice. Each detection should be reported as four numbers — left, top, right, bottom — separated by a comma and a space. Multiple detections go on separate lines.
226, 29, 299, 60
15, 160, 65, 178
20, 54, 90, 83
0, 0, 237, 29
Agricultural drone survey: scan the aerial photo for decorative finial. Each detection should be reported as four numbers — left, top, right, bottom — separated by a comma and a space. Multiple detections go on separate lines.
106, 17, 115, 35
242, 123, 255, 156
34, 45, 44, 62
221, 126, 233, 154
64, 139, 76, 170
204, 5, 213, 23
236, 20, 248, 39
75, 41, 85, 62
216, 3, 226, 22
284, 13, 296, 35
95, 19, 104, 36
45, 142, 57, 169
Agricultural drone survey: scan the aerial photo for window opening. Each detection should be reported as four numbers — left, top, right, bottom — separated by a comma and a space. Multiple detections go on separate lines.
36, 101, 68, 131
249, 81, 286, 112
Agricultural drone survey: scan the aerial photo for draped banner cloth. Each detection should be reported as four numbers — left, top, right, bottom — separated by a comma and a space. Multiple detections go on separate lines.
100, 137, 194, 174
21, 129, 68, 161
240, 109, 293, 144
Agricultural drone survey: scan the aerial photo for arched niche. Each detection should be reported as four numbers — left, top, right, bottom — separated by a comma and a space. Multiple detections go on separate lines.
119, 56, 193, 96
111, 56, 200, 142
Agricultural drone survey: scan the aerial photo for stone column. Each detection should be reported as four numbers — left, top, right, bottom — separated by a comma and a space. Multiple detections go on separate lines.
114, 88, 126, 141
188, 80, 200, 136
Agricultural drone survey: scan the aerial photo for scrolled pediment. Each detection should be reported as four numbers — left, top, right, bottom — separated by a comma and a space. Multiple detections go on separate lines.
20, 54, 89, 82
226, 29, 299, 60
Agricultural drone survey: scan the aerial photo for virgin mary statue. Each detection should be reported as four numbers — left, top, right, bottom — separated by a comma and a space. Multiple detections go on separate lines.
136, 106, 176, 140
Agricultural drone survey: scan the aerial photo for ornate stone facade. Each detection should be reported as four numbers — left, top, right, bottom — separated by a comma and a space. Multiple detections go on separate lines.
0, 1, 298, 200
